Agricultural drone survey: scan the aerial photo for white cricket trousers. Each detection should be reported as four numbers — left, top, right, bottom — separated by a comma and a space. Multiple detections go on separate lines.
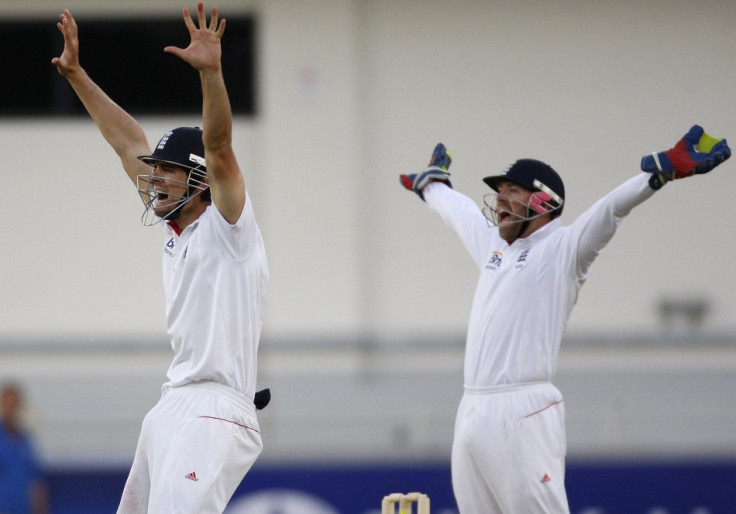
451, 382, 569, 514
117, 381, 263, 514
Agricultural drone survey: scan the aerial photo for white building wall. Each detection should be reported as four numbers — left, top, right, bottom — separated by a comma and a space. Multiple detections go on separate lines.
1, 0, 735, 465
1, 0, 735, 342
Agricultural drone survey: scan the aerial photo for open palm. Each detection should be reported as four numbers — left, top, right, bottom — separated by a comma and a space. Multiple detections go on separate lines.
165, 2, 225, 72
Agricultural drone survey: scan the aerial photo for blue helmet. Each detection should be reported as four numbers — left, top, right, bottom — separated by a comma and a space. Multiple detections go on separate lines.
483, 158, 565, 216
136, 127, 210, 225
138, 126, 206, 174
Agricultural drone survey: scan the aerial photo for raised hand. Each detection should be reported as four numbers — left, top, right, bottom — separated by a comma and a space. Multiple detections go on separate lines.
641, 125, 731, 190
164, 2, 225, 72
400, 143, 453, 201
51, 9, 81, 77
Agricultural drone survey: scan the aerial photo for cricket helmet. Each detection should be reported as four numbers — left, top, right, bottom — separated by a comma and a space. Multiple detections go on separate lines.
482, 158, 565, 216
136, 127, 210, 226
138, 126, 207, 173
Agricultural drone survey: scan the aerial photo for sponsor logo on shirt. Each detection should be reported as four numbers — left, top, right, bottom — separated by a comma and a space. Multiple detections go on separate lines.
485, 251, 503, 271
164, 236, 176, 257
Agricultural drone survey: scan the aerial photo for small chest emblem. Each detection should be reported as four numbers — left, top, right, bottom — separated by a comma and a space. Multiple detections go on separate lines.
515, 248, 530, 269
164, 237, 176, 257
485, 251, 503, 271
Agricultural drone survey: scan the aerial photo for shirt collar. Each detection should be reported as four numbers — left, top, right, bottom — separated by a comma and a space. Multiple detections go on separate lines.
514, 217, 561, 245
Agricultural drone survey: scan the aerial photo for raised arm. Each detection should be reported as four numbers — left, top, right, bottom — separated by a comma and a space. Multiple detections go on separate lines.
572, 124, 731, 279
51, 9, 151, 190
164, 2, 245, 224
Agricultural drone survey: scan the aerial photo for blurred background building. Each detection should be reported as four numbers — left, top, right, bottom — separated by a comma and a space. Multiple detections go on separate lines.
1, 0, 735, 512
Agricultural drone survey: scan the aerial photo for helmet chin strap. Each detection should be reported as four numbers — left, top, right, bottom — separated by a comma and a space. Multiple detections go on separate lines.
506, 206, 532, 243
516, 219, 531, 241
161, 198, 187, 221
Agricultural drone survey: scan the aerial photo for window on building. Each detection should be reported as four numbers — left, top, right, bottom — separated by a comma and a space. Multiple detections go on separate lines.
1, 16, 256, 116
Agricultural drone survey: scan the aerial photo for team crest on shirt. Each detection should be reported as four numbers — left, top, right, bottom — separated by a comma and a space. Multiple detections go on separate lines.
485, 251, 503, 271
515, 248, 530, 269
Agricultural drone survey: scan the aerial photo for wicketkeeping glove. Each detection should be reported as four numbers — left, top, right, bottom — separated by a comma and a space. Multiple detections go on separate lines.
641, 124, 731, 190
400, 143, 453, 201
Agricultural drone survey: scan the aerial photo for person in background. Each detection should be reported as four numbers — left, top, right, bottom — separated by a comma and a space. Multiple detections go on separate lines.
0, 383, 49, 514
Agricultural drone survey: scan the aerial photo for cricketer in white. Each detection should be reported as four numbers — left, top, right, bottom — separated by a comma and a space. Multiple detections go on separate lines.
400, 129, 729, 513
424, 174, 653, 513
52, 3, 269, 512
424, 174, 652, 389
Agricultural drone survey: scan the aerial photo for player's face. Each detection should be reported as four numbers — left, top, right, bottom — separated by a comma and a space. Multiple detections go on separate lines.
1, 388, 21, 420
149, 162, 191, 218
495, 181, 533, 242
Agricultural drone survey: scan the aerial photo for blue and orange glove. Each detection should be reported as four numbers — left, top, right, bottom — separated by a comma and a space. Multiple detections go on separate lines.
641, 125, 731, 190
400, 143, 453, 201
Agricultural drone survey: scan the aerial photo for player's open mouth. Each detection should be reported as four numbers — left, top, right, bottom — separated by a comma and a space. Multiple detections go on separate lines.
152, 191, 172, 209
498, 210, 514, 224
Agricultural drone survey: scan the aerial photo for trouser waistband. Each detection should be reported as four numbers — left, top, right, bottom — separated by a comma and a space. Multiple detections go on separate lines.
464, 381, 553, 396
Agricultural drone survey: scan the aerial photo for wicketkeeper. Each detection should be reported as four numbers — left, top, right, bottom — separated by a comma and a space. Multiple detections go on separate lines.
400, 126, 730, 513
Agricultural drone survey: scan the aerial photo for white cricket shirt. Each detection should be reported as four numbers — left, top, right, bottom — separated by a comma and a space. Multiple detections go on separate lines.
424, 173, 654, 390
159, 193, 269, 398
